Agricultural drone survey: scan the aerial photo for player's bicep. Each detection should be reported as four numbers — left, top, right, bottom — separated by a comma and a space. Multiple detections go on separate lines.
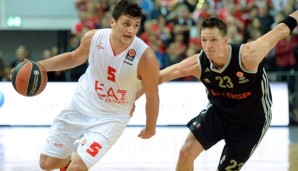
241, 40, 271, 72
179, 54, 201, 78
138, 49, 159, 95
71, 30, 96, 65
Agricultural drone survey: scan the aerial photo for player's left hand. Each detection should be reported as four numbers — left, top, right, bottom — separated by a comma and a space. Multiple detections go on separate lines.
9, 59, 29, 80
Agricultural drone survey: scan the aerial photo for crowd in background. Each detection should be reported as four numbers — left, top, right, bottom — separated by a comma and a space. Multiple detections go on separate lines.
0, 0, 298, 122
67, 0, 298, 81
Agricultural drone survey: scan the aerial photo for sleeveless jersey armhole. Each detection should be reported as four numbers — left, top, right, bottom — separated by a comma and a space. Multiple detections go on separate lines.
197, 53, 202, 80
239, 44, 258, 74
89, 30, 104, 60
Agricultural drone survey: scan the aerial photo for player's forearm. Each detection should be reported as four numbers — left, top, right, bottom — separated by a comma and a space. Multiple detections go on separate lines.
38, 52, 84, 72
135, 89, 145, 101
159, 64, 181, 84
289, 11, 298, 23
252, 11, 298, 64
145, 96, 159, 131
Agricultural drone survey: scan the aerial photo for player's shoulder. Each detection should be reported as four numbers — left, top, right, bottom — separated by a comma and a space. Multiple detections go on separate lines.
132, 36, 152, 57
229, 43, 242, 50
81, 29, 110, 46
86, 29, 98, 36
135, 36, 148, 47
141, 47, 155, 59
81, 29, 97, 42
84, 28, 111, 39
96, 28, 112, 35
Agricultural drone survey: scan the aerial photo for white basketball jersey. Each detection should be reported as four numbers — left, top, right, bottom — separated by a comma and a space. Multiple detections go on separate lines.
70, 29, 148, 117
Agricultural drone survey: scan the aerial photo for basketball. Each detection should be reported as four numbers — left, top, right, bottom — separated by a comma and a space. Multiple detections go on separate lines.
11, 60, 48, 97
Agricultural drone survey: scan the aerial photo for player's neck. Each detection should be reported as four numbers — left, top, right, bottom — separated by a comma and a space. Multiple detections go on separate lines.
109, 34, 131, 56
212, 45, 230, 69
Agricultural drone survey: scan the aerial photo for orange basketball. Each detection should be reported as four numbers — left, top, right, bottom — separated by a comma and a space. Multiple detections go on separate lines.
11, 60, 48, 96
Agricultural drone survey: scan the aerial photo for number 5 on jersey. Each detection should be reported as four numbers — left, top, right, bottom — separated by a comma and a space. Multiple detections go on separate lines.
108, 66, 116, 82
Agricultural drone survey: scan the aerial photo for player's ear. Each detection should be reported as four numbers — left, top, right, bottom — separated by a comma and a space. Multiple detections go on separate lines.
110, 17, 116, 28
224, 36, 228, 44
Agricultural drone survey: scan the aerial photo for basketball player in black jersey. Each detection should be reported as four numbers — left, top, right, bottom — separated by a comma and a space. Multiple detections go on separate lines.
157, 10, 298, 171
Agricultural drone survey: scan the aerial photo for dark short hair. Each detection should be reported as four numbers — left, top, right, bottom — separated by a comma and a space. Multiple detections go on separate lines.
200, 17, 227, 36
112, 0, 143, 21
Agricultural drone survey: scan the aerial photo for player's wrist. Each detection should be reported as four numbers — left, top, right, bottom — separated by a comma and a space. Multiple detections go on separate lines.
145, 126, 156, 132
279, 16, 297, 34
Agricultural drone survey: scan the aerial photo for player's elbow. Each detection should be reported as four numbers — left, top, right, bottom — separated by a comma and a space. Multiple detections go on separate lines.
242, 42, 267, 67
158, 72, 166, 85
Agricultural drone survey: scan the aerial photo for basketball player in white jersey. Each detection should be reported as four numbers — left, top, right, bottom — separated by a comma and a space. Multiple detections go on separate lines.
35, 0, 160, 170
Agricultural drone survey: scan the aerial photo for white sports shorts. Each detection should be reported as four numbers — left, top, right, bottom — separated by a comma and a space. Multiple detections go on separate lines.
41, 105, 130, 169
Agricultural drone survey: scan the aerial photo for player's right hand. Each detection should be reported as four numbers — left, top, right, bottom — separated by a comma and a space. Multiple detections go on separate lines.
137, 128, 156, 139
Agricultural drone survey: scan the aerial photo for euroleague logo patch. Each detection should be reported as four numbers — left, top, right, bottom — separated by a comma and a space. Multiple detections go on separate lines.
124, 49, 136, 65
34, 70, 40, 76
236, 71, 249, 84
236, 71, 244, 77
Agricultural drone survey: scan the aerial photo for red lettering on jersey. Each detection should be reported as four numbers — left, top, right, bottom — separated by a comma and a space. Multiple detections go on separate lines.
233, 93, 244, 99
117, 90, 127, 100
211, 89, 251, 99
94, 80, 128, 103
107, 87, 118, 100
95, 80, 106, 98
227, 92, 234, 99
211, 89, 220, 96
242, 92, 251, 98
54, 143, 63, 148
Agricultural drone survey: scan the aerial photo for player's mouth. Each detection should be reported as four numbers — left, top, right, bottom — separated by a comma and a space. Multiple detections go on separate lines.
124, 35, 132, 40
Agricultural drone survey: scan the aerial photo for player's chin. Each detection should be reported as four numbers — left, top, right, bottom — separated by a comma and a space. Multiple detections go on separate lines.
205, 52, 215, 59
205, 51, 214, 56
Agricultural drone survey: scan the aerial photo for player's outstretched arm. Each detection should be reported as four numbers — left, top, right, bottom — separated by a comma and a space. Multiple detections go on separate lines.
159, 53, 201, 84
134, 52, 201, 101
135, 52, 202, 101
37, 30, 96, 72
137, 47, 160, 139
241, 11, 298, 72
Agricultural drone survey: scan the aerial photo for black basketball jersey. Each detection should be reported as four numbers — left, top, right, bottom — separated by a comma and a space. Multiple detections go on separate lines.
199, 44, 272, 114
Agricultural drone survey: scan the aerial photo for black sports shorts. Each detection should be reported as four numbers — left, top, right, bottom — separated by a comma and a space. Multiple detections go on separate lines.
187, 102, 271, 171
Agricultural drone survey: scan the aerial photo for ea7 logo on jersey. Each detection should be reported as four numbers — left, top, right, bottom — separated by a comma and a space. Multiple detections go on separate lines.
124, 49, 136, 65
97, 43, 104, 49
